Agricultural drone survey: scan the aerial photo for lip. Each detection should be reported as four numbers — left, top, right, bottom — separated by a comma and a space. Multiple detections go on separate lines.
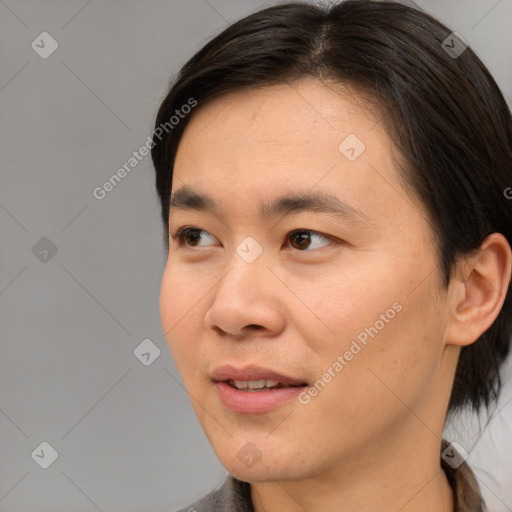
211, 364, 307, 387
211, 364, 307, 414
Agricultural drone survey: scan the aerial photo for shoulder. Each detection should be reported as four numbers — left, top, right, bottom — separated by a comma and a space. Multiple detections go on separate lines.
171, 482, 224, 512
172, 475, 254, 512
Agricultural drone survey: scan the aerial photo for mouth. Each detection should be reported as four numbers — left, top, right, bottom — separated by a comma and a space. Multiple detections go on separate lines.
224, 379, 306, 391
211, 363, 308, 388
211, 364, 308, 414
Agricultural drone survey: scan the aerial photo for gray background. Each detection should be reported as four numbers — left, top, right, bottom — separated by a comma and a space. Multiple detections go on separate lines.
1, 0, 511, 511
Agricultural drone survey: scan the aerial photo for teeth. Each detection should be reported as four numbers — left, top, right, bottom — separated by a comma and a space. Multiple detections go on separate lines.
234, 380, 249, 389
230, 379, 281, 390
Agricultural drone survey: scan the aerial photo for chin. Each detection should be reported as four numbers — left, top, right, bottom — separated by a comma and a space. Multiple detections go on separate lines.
221, 457, 294, 483
211, 437, 312, 483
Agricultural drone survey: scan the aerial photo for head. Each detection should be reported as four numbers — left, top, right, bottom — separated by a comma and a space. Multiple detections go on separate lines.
152, 0, 512, 482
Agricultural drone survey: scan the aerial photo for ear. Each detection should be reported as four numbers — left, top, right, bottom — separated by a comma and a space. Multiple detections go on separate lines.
445, 233, 512, 347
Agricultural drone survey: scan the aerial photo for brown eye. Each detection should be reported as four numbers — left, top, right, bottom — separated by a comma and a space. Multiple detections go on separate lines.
183, 229, 202, 246
289, 230, 312, 250
288, 230, 330, 251
173, 227, 217, 247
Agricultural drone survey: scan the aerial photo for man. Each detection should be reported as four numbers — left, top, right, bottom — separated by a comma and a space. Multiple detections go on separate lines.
151, 1, 512, 510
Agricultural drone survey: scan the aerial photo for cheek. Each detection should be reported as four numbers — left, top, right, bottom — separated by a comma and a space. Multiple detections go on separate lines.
304, 257, 442, 385
160, 258, 205, 328
316, 276, 443, 425
159, 265, 179, 338
159, 264, 205, 371
298, 267, 399, 351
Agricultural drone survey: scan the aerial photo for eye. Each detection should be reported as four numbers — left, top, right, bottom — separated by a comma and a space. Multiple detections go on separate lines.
171, 226, 218, 247
287, 229, 331, 251
172, 226, 334, 252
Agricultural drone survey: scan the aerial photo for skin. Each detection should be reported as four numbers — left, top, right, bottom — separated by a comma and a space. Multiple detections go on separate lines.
159, 76, 512, 512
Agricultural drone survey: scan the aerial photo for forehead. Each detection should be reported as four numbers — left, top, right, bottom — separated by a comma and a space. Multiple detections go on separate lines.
176, 78, 382, 165
176, 78, 394, 177
172, 77, 422, 228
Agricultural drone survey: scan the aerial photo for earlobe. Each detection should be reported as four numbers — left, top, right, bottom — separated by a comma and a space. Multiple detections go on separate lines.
445, 233, 512, 347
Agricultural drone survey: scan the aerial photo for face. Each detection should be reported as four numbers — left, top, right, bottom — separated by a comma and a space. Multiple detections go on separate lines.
160, 77, 454, 483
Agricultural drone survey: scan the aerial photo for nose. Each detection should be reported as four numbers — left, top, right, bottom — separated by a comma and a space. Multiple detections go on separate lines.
203, 253, 286, 340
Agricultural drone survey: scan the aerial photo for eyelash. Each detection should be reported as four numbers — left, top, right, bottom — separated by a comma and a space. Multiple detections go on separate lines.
170, 226, 338, 252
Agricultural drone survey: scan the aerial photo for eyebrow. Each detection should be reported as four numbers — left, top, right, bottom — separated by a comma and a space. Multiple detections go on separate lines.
169, 186, 372, 224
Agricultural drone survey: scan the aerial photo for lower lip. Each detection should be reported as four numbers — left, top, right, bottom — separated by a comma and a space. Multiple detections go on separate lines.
214, 381, 305, 414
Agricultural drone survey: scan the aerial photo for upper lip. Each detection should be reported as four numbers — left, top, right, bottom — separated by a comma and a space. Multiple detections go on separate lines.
211, 364, 307, 386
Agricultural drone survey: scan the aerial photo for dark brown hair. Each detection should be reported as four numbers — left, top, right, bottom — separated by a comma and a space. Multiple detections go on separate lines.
151, 0, 512, 415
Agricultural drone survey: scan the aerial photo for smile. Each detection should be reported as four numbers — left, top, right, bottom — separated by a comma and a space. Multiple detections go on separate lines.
226, 379, 304, 391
